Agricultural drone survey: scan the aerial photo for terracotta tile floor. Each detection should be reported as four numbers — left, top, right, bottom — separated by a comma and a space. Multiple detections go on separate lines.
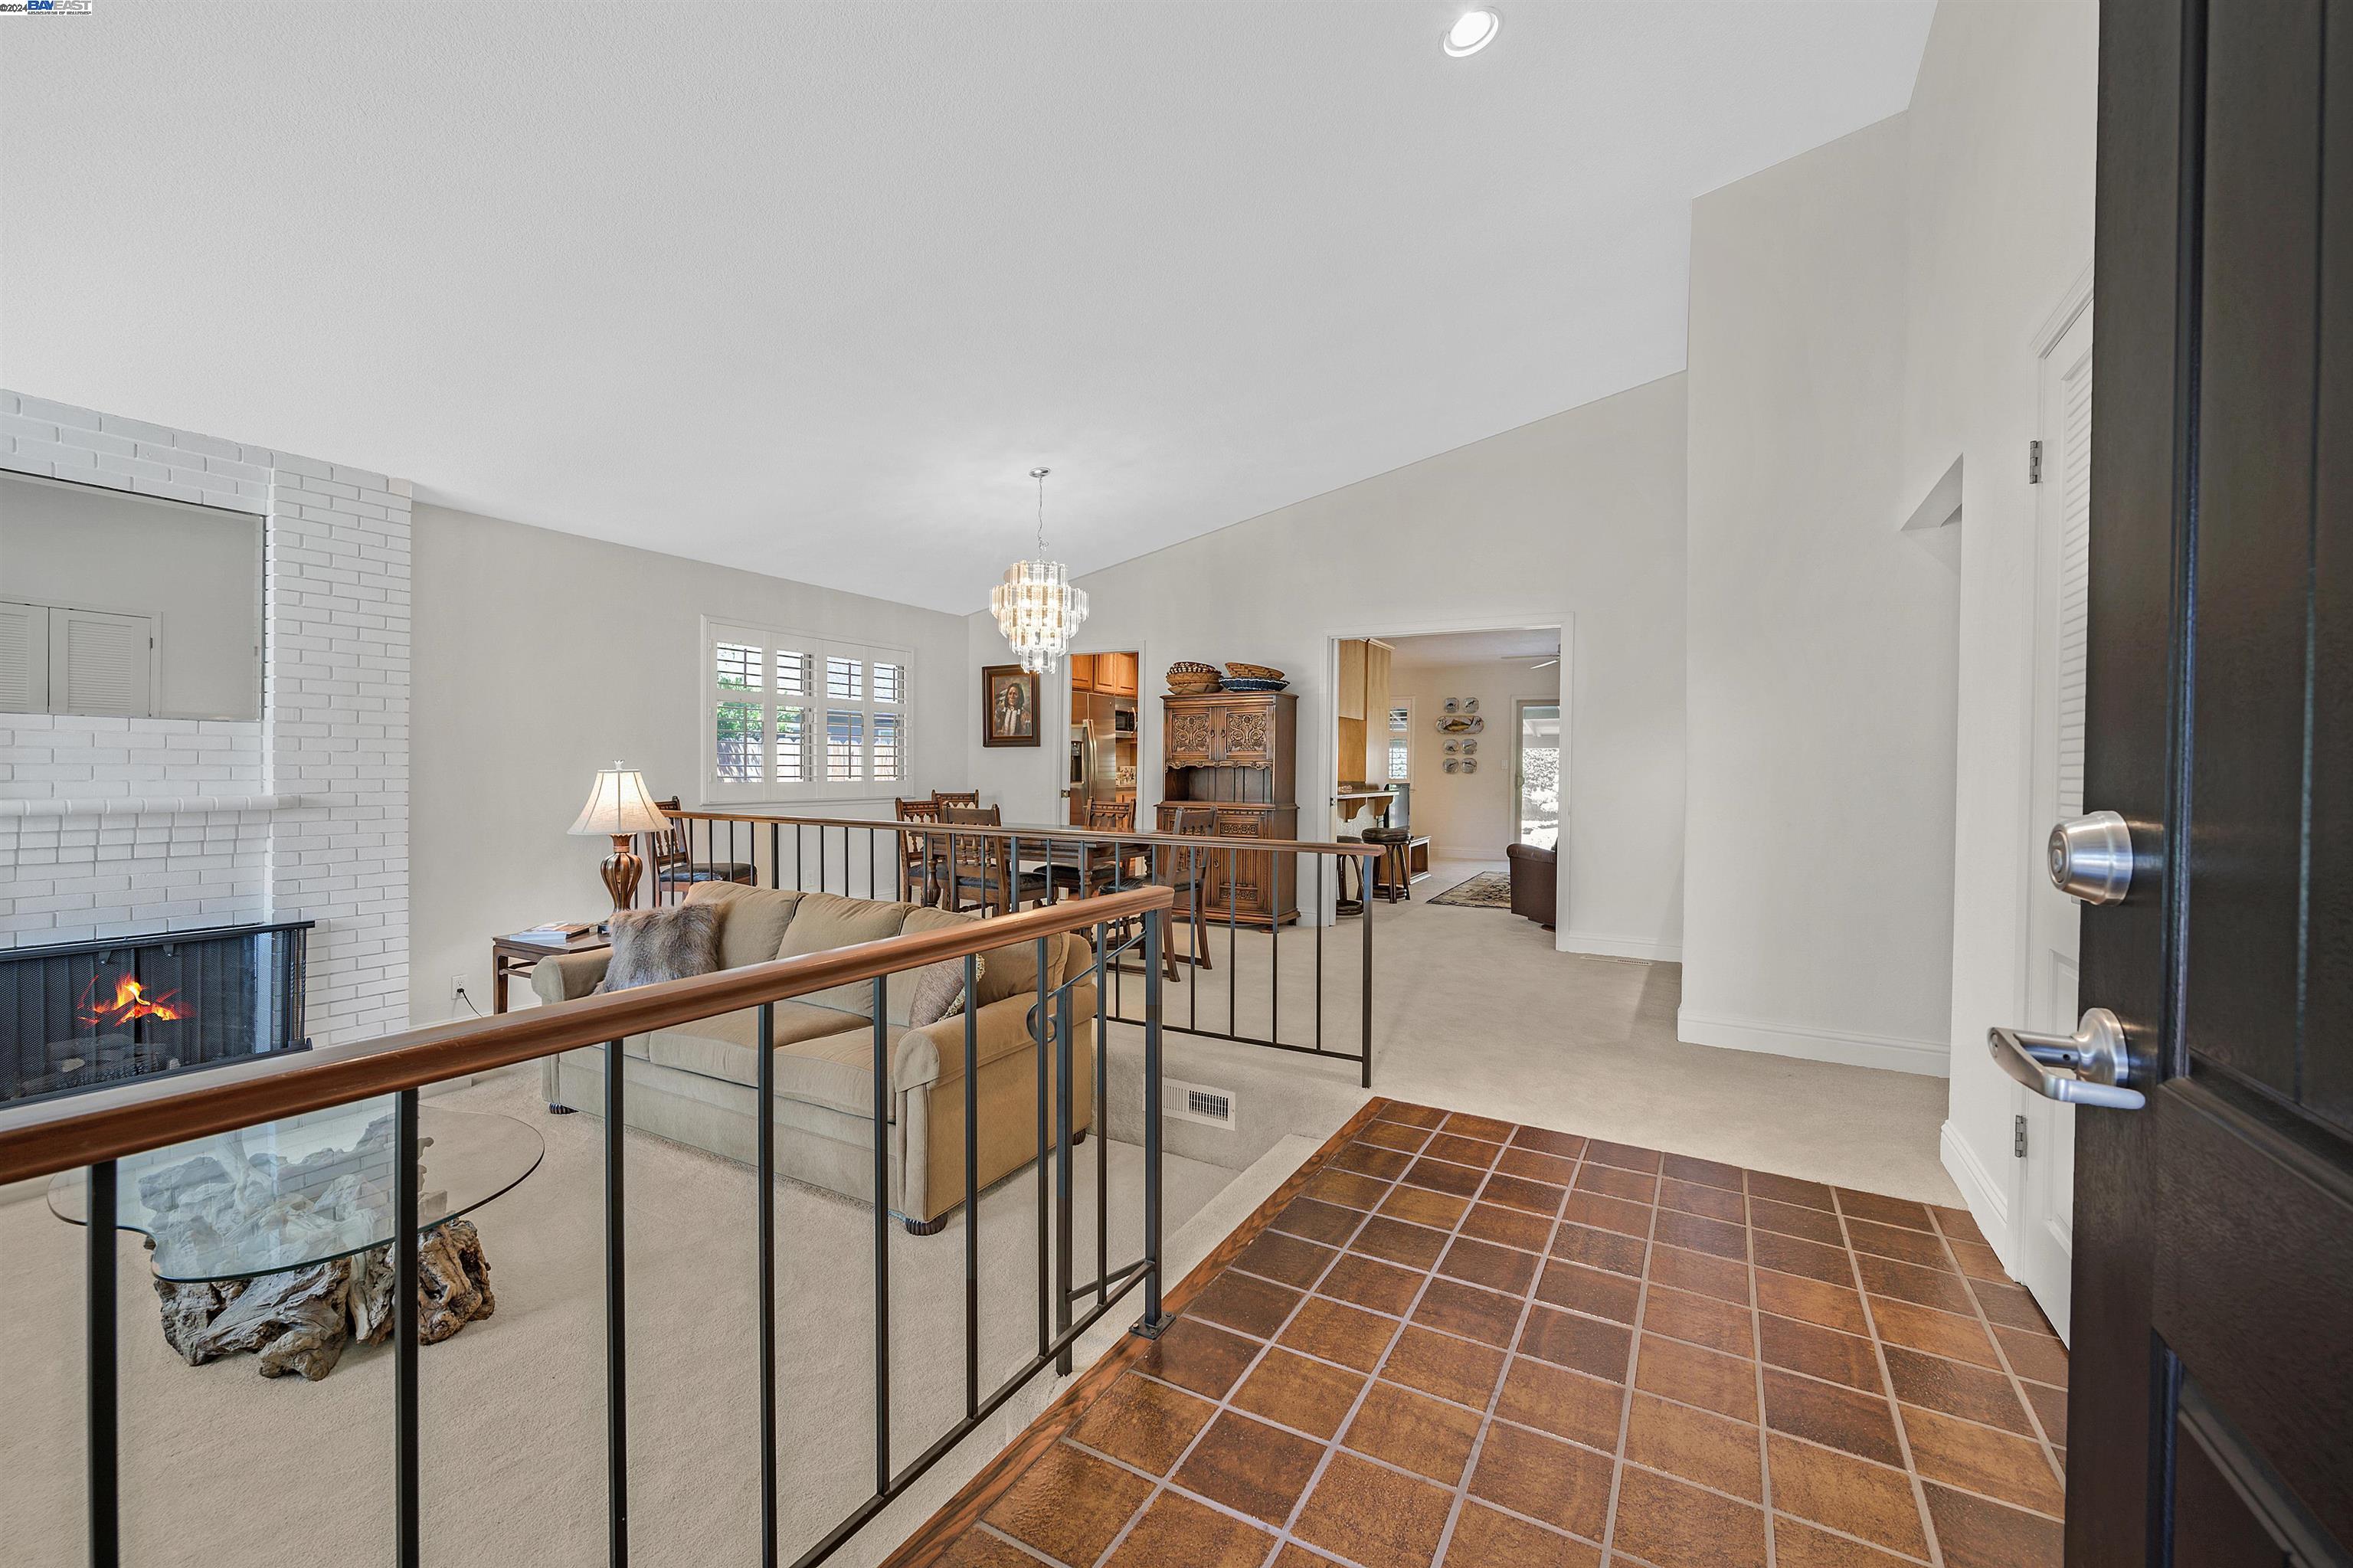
893, 1100, 2068, 1568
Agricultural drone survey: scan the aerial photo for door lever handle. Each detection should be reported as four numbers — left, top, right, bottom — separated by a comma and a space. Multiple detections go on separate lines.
1988, 1008, 2145, 1110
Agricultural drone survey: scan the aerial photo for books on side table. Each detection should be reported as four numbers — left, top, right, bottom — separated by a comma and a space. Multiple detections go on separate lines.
506, 921, 601, 948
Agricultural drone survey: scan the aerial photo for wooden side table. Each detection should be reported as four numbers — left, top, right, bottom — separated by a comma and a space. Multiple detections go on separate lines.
491, 930, 610, 1012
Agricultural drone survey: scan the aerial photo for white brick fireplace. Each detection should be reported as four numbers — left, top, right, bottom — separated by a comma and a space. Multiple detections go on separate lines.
0, 391, 411, 1046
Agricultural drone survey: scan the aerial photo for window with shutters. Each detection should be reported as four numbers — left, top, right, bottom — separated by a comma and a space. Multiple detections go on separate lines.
702, 617, 910, 803
1386, 701, 1412, 781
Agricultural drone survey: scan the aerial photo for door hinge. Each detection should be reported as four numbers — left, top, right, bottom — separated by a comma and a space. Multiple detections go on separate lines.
2027, 440, 2044, 484
2013, 1113, 2029, 1158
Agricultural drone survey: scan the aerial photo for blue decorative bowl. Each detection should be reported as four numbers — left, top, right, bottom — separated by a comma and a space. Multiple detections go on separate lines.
1219, 677, 1290, 692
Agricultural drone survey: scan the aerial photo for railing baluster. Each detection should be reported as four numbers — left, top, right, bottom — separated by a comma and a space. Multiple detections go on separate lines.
396, 1088, 421, 1568
1360, 863, 1374, 1089
605, 1035, 630, 1566
1315, 854, 1325, 1054
1271, 851, 1282, 1043
1137, 909, 1169, 1335
757, 1002, 777, 1568
1053, 967, 1074, 1376
870, 977, 891, 1496
1094, 921, 1108, 1308
1033, 934, 1049, 1359
1228, 846, 1239, 1039
1190, 846, 1202, 1034
87, 1158, 118, 1568
962, 954, 979, 1419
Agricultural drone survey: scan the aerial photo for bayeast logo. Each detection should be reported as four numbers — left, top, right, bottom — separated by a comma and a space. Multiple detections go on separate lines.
2, 1, 98, 14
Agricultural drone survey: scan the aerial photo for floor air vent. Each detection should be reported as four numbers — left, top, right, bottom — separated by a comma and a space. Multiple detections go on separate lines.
1167, 1079, 1237, 1131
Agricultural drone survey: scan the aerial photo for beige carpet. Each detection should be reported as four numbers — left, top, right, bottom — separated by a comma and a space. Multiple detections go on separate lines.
0, 1067, 1237, 1568
1102, 857, 1962, 1205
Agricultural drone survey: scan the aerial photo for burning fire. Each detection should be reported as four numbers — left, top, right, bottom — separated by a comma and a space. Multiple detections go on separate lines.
77, 974, 188, 1029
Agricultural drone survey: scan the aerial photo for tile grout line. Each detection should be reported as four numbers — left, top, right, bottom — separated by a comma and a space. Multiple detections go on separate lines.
1423, 1131, 1594, 1566
1832, 1190, 1947, 1568
1595, 1151, 1667, 1566
1743, 1168, 1781, 1568
1926, 1208, 2070, 1498
1255, 1115, 1564, 1567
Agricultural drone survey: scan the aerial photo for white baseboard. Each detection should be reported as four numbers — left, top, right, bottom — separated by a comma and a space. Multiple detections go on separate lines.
1676, 1008, 1949, 1077
1556, 930, 1683, 962
1939, 1117, 2018, 1268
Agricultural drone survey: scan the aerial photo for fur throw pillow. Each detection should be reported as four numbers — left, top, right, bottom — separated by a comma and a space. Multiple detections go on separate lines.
889, 954, 984, 1029
595, 904, 722, 994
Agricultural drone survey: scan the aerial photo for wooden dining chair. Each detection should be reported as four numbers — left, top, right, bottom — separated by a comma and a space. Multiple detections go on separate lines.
646, 797, 757, 904
895, 796, 946, 904
941, 803, 1048, 917
931, 789, 982, 810
1143, 804, 1219, 971
1048, 800, 1140, 901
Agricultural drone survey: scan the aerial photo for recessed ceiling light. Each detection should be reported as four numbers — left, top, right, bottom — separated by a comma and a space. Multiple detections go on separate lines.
1443, 8, 1500, 57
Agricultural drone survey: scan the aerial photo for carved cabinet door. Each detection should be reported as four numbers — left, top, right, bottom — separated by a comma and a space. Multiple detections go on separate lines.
1216, 702, 1274, 765
1166, 705, 1218, 767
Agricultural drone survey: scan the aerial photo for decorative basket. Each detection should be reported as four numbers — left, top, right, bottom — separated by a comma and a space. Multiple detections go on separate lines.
1167, 673, 1223, 694
1226, 662, 1286, 681
1168, 660, 1219, 676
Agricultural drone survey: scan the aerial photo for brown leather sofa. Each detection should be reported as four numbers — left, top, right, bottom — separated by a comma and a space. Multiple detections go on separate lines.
1507, 843, 1557, 929
533, 881, 1094, 1233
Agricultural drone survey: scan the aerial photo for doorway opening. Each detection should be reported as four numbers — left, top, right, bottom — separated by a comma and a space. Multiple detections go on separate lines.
1063, 650, 1140, 828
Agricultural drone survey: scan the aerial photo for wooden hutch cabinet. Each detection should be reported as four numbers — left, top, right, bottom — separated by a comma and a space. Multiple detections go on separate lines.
1157, 691, 1298, 925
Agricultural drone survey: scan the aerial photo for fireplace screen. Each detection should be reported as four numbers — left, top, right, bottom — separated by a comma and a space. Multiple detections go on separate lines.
0, 921, 311, 1106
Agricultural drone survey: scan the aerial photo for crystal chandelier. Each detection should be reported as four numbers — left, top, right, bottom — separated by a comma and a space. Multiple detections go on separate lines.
990, 466, 1089, 675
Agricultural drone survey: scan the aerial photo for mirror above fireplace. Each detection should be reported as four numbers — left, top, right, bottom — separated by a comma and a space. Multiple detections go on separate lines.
0, 471, 263, 722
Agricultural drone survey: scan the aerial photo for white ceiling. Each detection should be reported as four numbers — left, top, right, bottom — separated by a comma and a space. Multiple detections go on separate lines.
1387, 627, 1562, 667
0, 2, 1930, 614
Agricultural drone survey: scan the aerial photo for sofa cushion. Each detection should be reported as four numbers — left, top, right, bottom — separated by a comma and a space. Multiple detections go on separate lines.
919, 913, 1074, 1009
683, 881, 803, 971
777, 890, 919, 1010
891, 906, 985, 1026
643, 1000, 873, 1091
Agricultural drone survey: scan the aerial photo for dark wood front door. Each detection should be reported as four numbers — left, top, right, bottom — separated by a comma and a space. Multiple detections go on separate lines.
2074, 2, 2353, 1562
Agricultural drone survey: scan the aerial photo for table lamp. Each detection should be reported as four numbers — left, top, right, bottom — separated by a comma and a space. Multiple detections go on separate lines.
569, 761, 670, 911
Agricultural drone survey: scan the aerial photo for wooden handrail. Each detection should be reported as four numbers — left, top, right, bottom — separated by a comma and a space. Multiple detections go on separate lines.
0, 885, 1176, 1187
665, 807, 1385, 859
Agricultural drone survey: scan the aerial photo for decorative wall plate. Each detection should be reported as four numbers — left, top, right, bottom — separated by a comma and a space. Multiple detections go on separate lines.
1461, 739, 1478, 755
1442, 697, 1461, 714
1463, 698, 1480, 714
1443, 758, 1461, 773
1435, 715, 1485, 734
1461, 758, 1478, 774
1444, 741, 1460, 754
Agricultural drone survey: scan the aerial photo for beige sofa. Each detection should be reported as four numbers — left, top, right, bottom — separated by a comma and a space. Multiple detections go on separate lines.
533, 882, 1096, 1232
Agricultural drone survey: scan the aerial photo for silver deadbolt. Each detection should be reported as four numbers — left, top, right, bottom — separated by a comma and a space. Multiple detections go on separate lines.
2049, 810, 2133, 905
1988, 1008, 2145, 1111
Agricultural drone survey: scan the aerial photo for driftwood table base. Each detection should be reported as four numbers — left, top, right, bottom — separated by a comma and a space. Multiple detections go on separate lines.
152, 1218, 496, 1380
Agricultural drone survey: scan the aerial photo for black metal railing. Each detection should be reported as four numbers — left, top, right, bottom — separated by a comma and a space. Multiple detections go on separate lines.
0, 887, 1175, 1568
647, 807, 1383, 1088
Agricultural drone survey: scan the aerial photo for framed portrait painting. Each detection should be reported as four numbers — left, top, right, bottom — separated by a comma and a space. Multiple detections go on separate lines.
981, 665, 1041, 747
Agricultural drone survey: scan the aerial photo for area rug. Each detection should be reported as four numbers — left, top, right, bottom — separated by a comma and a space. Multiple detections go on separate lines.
885, 1097, 2070, 1568
1428, 872, 1513, 908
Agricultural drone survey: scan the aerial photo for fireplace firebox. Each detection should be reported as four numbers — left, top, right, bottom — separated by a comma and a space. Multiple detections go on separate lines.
1, 921, 313, 1106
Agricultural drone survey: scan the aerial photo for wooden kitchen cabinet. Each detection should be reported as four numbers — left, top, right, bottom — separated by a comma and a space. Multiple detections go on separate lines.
1158, 690, 1299, 925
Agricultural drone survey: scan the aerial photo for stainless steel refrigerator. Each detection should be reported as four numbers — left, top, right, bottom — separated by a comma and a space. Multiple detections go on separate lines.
1067, 692, 1137, 823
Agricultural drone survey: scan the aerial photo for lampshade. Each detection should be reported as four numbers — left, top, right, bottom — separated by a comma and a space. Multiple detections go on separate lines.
569, 761, 669, 836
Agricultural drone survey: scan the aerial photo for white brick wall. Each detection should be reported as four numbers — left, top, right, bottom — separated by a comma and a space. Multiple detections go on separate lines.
0, 390, 411, 1046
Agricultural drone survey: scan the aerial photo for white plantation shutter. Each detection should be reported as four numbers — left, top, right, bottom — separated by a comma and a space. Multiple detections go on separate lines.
703, 617, 910, 802
2055, 342, 2094, 817
0, 601, 48, 712
51, 607, 152, 718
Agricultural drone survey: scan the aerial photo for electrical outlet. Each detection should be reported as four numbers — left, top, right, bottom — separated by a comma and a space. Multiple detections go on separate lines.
450, 974, 469, 1003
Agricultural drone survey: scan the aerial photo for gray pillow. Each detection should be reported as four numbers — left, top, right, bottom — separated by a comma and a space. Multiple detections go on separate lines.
886, 954, 985, 1029
594, 904, 722, 994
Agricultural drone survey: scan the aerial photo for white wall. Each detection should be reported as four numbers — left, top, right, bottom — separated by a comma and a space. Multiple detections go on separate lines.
1900, 3, 2099, 1254
408, 505, 970, 1023
1682, 113, 1963, 1078
1386, 659, 1560, 860
965, 375, 1688, 961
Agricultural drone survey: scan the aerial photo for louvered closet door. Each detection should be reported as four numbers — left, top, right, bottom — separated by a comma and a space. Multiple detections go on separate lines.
0, 601, 50, 712
2018, 296, 2094, 1336
48, 607, 153, 718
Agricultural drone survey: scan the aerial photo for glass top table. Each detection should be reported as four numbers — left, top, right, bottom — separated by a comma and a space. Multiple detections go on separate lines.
49, 1100, 544, 1283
